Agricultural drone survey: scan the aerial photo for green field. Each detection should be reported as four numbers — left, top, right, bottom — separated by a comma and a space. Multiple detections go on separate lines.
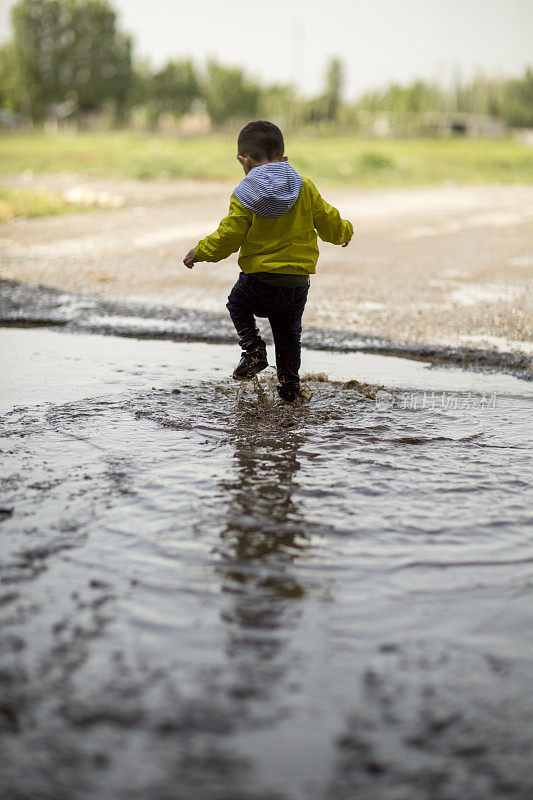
1, 132, 532, 187
0, 132, 532, 219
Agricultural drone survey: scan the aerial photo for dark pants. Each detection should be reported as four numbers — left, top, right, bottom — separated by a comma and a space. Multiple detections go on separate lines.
226, 272, 309, 389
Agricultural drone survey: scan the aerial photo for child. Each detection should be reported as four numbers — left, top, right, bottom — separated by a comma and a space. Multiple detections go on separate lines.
183, 120, 353, 402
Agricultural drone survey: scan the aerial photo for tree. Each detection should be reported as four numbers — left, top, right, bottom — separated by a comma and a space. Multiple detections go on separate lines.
147, 59, 200, 125
501, 68, 533, 128
9, 0, 132, 120
324, 57, 343, 121
0, 43, 19, 110
257, 83, 293, 126
204, 61, 260, 127
301, 57, 345, 125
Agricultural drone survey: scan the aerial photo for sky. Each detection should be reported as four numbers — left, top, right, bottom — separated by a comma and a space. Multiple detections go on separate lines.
1, 0, 532, 98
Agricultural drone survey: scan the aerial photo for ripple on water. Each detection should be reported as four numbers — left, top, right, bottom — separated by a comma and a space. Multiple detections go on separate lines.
1, 351, 533, 800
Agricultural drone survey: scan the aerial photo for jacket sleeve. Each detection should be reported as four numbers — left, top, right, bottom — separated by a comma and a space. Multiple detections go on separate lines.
194, 195, 252, 262
310, 181, 354, 245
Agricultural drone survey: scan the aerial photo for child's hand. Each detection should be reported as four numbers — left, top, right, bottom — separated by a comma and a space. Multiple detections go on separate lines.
183, 248, 197, 269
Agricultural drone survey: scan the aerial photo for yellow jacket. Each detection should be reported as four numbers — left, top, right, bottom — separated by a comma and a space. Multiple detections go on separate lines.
194, 176, 353, 276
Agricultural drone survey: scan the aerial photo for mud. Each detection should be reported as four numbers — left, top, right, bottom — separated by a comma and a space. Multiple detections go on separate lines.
1, 279, 531, 378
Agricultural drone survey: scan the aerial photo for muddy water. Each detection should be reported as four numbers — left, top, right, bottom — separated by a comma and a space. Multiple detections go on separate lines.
1, 328, 533, 800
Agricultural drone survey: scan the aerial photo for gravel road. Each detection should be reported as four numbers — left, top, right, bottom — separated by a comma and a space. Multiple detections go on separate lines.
1, 174, 532, 355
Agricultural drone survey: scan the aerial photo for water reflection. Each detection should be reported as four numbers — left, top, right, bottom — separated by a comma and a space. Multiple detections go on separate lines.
218, 414, 309, 592
214, 412, 310, 703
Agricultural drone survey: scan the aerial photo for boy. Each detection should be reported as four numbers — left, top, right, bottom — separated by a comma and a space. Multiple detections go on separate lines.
183, 120, 353, 402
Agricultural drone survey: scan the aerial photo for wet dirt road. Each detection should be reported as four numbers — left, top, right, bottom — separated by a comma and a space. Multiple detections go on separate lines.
1, 175, 532, 355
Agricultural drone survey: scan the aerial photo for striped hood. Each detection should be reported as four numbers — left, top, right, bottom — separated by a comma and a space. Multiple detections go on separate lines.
233, 162, 303, 218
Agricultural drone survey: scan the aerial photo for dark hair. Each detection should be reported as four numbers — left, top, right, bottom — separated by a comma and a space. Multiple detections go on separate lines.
237, 120, 284, 161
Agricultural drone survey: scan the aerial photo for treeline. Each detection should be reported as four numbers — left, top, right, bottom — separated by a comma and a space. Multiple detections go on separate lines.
358, 72, 533, 130
0, 0, 342, 128
1, 0, 532, 132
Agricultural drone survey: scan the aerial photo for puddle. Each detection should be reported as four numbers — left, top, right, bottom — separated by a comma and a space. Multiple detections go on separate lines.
1, 328, 530, 416
1, 327, 532, 800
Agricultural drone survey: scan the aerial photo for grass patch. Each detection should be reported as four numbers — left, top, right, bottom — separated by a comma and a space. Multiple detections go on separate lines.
288, 136, 533, 186
0, 131, 532, 188
0, 186, 85, 221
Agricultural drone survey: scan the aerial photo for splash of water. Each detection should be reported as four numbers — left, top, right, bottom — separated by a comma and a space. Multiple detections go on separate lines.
232, 369, 390, 415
